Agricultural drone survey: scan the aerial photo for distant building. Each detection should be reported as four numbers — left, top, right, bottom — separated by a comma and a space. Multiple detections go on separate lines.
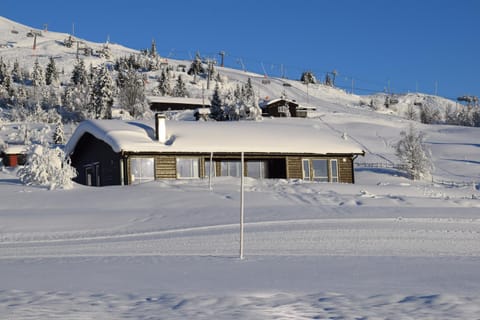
148, 96, 210, 112
0, 144, 28, 167
262, 98, 315, 118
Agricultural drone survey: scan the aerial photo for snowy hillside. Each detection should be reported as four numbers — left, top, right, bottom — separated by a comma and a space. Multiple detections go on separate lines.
1, 16, 480, 319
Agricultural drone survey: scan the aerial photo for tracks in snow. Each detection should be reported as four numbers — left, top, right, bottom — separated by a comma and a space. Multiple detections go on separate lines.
1, 218, 479, 259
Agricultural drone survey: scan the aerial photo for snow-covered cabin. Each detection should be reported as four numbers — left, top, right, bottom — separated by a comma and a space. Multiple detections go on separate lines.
262, 98, 315, 118
148, 96, 211, 112
65, 116, 364, 186
0, 144, 28, 167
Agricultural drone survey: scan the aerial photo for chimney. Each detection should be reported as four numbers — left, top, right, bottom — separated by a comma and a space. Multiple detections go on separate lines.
155, 113, 167, 143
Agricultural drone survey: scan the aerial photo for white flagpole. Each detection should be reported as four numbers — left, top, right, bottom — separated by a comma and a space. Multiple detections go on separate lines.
239, 152, 245, 260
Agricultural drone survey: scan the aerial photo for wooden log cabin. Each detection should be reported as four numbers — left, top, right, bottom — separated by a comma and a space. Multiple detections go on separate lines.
65, 116, 364, 186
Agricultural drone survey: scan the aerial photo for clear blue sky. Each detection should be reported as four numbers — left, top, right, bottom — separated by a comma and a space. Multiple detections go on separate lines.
2, 0, 479, 99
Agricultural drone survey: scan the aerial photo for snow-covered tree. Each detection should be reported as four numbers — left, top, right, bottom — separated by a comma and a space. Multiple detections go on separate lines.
210, 84, 224, 120
31, 59, 45, 88
71, 59, 88, 86
419, 105, 441, 124
53, 121, 66, 145
11, 59, 22, 83
90, 65, 114, 119
117, 68, 151, 119
45, 57, 59, 86
187, 52, 205, 79
156, 69, 171, 96
395, 125, 433, 180
17, 144, 77, 190
300, 71, 316, 84
172, 75, 189, 97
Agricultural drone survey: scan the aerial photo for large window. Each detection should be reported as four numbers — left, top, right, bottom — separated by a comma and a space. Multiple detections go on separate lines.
176, 158, 200, 178
131, 157, 154, 184
302, 158, 339, 182
220, 161, 241, 177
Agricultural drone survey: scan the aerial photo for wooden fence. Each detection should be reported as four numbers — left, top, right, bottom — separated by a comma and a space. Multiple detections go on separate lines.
355, 162, 478, 189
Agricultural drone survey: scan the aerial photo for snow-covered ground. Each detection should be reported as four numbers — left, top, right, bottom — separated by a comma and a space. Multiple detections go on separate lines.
1, 15, 480, 319
1, 167, 479, 319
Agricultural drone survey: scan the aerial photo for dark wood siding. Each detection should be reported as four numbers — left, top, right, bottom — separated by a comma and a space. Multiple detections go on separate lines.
70, 133, 121, 186
338, 157, 354, 183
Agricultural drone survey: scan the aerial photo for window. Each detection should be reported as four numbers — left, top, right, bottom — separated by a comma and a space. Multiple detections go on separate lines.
302, 158, 339, 182
204, 160, 216, 177
220, 161, 241, 177
312, 159, 329, 182
247, 161, 268, 179
330, 159, 338, 182
302, 159, 310, 180
176, 158, 199, 178
131, 157, 154, 184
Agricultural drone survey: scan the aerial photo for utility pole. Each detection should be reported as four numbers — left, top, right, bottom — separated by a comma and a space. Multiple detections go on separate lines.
434, 81, 438, 96
351, 78, 355, 94
218, 51, 225, 67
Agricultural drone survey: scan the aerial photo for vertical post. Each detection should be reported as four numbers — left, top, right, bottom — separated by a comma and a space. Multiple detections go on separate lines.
120, 158, 124, 186
239, 152, 245, 260
351, 78, 355, 94
209, 152, 213, 190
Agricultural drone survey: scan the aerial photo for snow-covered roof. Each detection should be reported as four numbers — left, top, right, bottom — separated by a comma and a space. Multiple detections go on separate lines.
2, 144, 28, 154
66, 118, 365, 155
147, 96, 206, 106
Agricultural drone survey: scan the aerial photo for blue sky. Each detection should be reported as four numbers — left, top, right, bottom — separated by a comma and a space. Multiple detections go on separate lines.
2, 0, 479, 99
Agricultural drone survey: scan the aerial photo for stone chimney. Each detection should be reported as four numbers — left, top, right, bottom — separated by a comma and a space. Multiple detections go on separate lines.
155, 113, 166, 143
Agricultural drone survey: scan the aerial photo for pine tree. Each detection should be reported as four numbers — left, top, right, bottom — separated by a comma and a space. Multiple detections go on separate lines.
0, 57, 7, 86
187, 52, 205, 78
31, 59, 45, 88
90, 65, 114, 119
53, 120, 66, 145
395, 125, 433, 180
12, 60, 22, 83
300, 71, 316, 84
210, 84, 224, 120
157, 70, 171, 96
45, 57, 59, 86
172, 75, 188, 97
71, 59, 88, 86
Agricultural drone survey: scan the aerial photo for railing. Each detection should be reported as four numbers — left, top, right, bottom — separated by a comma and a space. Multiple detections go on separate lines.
354, 162, 408, 171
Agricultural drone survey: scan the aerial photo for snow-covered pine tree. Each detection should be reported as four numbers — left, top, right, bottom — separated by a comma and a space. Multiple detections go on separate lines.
17, 144, 77, 190
90, 65, 114, 119
156, 69, 171, 96
45, 57, 59, 86
11, 59, 22, 83
117, 67, 150, 119
300, 71, 316, 84
31, 59, 45, 88
210, 84, 224, 120
53, 120, 66, 145
172, 75, 189, 97
0, 57, 7, 86
71, 59, 88, 86
187, 52, 205, 78
395, 125, 433, 180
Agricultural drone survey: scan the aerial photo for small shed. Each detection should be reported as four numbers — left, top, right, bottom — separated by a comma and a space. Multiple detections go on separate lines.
1, 144, 28, 167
